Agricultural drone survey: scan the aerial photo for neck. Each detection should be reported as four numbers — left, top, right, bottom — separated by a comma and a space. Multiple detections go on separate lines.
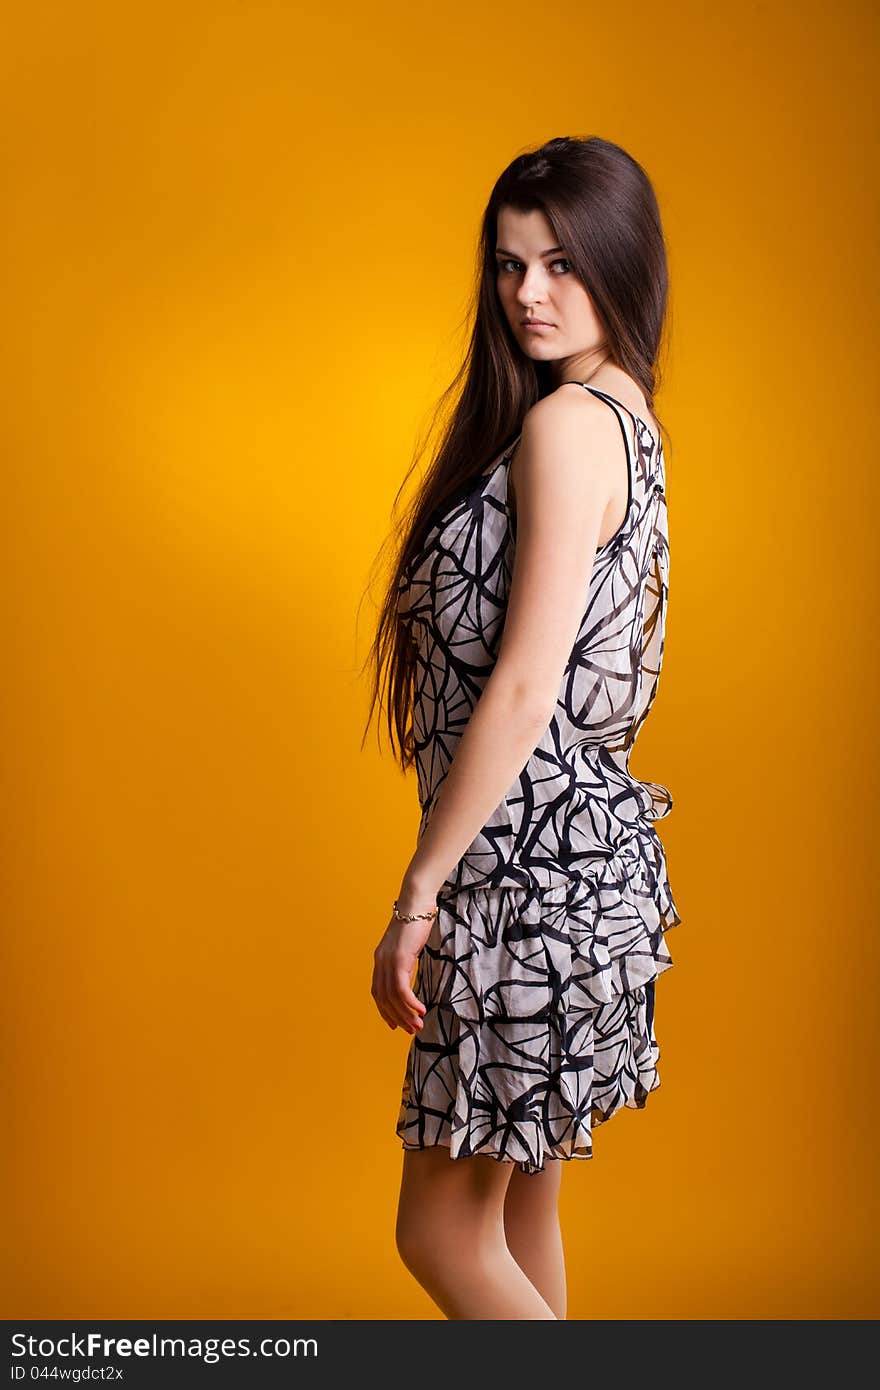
554, 348, 611, 389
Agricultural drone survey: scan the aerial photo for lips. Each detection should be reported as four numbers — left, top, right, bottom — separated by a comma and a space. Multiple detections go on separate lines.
523, 320, 553, 327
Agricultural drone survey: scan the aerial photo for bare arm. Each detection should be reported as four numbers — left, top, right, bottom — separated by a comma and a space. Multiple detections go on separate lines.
397, 388, 623, 909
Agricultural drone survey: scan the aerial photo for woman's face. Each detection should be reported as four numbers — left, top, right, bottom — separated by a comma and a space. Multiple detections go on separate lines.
493, 205, 606, 376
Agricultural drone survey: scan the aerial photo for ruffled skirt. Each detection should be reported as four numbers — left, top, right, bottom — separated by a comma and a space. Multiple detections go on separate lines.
396, 831, 681, 1175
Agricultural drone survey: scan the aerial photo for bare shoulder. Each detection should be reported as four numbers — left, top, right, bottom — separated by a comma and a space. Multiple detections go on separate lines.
510, 384, 624, 496
521, 383, 624, 443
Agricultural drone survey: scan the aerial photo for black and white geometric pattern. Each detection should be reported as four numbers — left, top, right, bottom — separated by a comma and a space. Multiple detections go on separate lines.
395, 385, 682, 1174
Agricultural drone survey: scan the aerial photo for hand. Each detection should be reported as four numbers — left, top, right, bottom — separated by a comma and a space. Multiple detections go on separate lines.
371, 907, 435, 1035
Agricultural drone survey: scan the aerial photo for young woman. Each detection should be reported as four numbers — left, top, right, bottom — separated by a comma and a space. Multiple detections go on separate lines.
364, 135, 682, 1320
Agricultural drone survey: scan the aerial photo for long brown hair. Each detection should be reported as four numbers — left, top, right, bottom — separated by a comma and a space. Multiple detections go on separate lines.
359, 134, 671, 772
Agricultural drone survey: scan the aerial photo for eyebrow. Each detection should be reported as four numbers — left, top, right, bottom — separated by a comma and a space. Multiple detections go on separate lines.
494, 245, 565, 258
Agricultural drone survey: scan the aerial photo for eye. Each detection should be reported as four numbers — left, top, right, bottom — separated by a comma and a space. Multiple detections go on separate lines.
495, 257, 572, 274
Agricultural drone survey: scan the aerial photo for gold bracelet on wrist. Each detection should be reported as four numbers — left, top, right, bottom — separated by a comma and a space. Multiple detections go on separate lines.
392, 898, 438, 923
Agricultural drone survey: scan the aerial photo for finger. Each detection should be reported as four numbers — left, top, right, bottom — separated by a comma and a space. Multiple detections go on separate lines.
393, 990, 424, 1028
390, 998, 419, 1031
391, 968, 424, 1029
371, 963, 398, 1029
396, 974, 427, 1016
387, 985, 421, 1032
374, 996, 397, 1029
378, 958, 418, 1033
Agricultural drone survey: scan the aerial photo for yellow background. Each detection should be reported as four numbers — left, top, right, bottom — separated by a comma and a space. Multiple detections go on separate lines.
3, 0, 877, 1319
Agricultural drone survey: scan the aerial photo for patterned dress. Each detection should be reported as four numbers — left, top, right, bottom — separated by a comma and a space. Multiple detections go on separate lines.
395, 383, 681, 1174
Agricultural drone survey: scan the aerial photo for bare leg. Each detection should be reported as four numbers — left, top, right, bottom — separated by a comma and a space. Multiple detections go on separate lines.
396, 1146, 559, 1319
502, 1159, 567, 1320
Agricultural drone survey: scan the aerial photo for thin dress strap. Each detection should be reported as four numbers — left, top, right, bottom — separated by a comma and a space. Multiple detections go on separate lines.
564, 382, 658, 447
563, 383, 637, 553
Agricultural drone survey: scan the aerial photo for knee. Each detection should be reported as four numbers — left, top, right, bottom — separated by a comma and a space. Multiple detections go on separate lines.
395, 1201, 430, 1274
396, 1194, 463, 1278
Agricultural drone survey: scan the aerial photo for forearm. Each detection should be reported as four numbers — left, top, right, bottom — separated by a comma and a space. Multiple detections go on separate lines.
398, 674, 553, 907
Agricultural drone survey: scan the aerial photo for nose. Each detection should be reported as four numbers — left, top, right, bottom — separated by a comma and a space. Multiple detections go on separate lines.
516, 269, 550, 306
